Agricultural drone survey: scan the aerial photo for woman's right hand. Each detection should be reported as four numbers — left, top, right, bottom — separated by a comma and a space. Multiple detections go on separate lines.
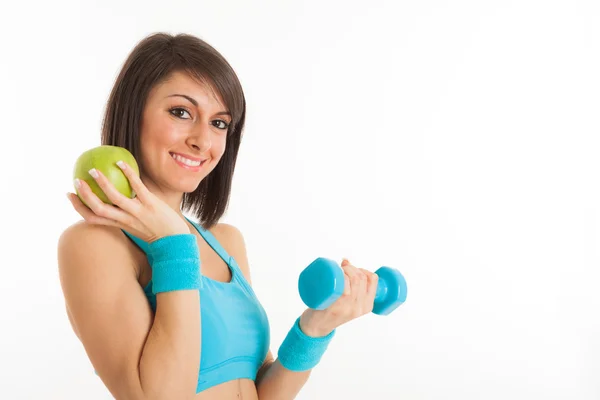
299, 259, 379, 337
67, 160, 190, 242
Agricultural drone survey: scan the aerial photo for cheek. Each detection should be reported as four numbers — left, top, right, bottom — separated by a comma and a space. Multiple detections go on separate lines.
149, 123, 181, 147
139, 123, 179, 168
212, 135, 227, 158
142, 111, 182, 144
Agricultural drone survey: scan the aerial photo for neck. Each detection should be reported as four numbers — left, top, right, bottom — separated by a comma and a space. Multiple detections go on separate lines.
140, 175, 187, 219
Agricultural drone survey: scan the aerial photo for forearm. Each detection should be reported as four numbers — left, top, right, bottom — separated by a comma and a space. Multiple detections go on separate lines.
137, 234, 202, 399
139, 291, 201, 399
256, 311, 335, 400
256, 359, 312, 400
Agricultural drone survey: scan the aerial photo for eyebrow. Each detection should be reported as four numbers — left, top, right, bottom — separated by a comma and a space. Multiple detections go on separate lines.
167, 94, 231, 116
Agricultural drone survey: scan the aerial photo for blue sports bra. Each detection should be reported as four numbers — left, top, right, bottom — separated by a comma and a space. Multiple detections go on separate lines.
122, 218, 271, 393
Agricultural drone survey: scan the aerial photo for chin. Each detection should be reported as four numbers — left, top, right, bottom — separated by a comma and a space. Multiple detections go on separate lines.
177, 178, 206, 195
178, 176, 211, 193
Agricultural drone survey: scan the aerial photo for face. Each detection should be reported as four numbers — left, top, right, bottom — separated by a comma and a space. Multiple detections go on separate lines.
138, 71, 231, 197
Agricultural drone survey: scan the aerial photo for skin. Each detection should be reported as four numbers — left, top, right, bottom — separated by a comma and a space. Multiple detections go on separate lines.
58, 71, 378, 400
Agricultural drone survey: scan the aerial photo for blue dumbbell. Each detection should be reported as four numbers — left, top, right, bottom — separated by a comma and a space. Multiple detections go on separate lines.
298, 257, 407, 316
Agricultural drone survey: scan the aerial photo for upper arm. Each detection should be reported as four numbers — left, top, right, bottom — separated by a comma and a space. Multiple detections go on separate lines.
57, 222, 153, 399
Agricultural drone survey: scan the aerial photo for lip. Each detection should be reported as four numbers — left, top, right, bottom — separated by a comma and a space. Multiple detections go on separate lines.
169, 152, 205, 162
170, 152, 207, 171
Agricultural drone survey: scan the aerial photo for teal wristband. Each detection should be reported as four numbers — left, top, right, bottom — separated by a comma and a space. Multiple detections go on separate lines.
277, 317, 335, 372
148, 234, 201, 294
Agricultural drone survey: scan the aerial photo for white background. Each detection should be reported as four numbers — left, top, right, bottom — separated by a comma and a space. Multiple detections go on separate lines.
1, 0, 599, 399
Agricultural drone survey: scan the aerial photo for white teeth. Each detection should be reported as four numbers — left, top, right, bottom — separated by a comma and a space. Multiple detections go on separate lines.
172, 153, 202, 167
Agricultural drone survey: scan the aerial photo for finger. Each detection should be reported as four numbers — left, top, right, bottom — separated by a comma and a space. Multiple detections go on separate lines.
355, 267, 368, 304
116, 160, 150, 203
75, 179, 136, 226
361, 268, 378, 310
361, 268, 378, 294
341, 260, 361, 300
68, 192, 148, 238
340, 259, 351, 295
67, 192, 121, 227
88, 168, 142, 215
342, 271, 351, 296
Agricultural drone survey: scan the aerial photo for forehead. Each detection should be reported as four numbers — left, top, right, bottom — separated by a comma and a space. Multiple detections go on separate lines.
151, 71, 226, 108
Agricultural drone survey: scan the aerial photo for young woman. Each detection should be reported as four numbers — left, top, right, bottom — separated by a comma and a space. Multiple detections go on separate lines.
58, 32, 379, 400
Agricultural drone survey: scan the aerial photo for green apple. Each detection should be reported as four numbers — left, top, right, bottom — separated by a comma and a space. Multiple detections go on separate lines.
73, 145, 140, 206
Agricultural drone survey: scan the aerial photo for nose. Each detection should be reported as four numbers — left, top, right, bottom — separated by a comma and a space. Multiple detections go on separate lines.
187, 123, 212, 153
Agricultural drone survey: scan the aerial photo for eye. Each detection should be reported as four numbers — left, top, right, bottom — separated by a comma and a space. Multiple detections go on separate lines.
169, 107, 192, 119
212, 120, 230, 130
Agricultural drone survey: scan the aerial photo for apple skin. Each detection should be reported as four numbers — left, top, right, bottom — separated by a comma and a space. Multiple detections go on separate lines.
73, 145, 140, 206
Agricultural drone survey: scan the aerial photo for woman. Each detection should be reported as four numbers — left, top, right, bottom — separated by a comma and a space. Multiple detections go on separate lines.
58, 32, 379, 400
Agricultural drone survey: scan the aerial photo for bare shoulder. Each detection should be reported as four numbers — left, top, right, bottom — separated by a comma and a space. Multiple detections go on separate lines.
59, 221, 133, 260
210, 223, 252, 284
59, 220, 128, 249
57, 221, 139, 283
211, 222, 245, 244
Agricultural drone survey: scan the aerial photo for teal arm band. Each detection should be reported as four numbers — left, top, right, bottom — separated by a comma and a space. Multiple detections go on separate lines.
277, 317, 335, 372
147, 234, 201, 294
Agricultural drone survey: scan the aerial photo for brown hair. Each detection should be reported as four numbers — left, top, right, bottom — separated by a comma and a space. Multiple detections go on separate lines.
101, 32, 246, 229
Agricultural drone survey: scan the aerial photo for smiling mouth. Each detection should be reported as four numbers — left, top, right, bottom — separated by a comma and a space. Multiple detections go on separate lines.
170, 152, 206, 169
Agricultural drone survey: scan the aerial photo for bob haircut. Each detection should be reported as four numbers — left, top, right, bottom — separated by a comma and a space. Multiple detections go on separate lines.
101, 32, 246, 229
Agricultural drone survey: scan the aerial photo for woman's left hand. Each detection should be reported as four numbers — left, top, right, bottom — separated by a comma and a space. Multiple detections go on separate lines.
298, 259, 379, 337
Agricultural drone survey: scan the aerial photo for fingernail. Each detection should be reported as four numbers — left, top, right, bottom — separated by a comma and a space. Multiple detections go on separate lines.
73, 179, 81, 188
116, 160, 125, 169
88, 168, 99, 179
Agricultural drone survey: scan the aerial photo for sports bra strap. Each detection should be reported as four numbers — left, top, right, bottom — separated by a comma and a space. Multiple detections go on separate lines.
186, 218, 237, 270
121, 230, 153, 261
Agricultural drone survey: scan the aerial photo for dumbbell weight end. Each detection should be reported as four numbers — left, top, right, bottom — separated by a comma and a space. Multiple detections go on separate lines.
373, 266, 407, 316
